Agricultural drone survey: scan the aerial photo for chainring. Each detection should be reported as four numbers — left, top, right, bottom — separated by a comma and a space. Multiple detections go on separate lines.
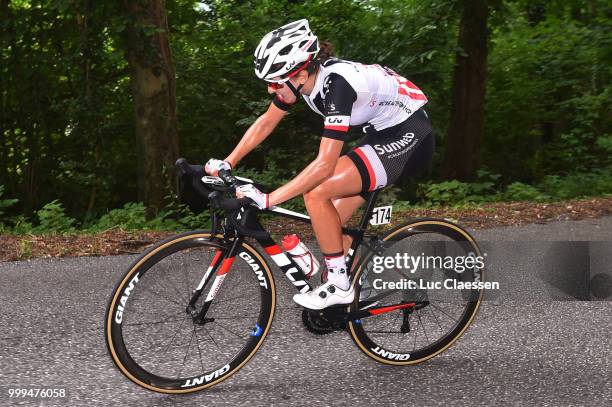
301, 309, 347, 335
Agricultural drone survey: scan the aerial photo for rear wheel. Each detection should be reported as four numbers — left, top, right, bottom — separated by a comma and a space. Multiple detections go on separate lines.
348, 218, 484, 365
105, 231, 276, 393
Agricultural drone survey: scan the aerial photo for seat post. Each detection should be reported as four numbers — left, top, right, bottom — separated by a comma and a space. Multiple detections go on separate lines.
357, 191, 381, 231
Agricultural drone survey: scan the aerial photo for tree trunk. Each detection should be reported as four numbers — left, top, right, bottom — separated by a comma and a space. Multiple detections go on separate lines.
443, 0, 489, 181
0, 0, 9, 189
124, 0, 179, 214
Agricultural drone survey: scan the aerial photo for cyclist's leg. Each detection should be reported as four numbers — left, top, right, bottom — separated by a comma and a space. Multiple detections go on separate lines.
333, 195, 365, 224
303, 155, 362, 255
295, 155, 364, 304
332, 195, 365, 253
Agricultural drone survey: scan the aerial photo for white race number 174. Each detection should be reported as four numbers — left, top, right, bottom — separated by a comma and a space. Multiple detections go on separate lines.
369, 206, 392, 226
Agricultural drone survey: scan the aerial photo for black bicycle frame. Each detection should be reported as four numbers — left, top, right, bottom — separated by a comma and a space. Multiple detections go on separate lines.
252, 190, 382, 291
188, 190, 422, 325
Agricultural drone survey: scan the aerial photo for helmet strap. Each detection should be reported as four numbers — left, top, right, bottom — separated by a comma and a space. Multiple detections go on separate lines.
285, 80, 304, 100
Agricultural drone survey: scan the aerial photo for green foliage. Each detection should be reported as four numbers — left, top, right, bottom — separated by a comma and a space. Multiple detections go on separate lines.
420, 170, 501, 205
33, 200, 76, 234
173, 206, 212, 230
501, 182, 546, 202
421, 180, 472, 206
596, 135, 612, 152
485, 1, 611, 179
419, 167, 612, 205
0, 186, 19, 231
375, 187, 403, 207
420, 180, 498, 206
142, 206, 211, 231
537, 169, 612, 200
87, 201, 211, 232
8, 216, 35, 235
92, 202, 148, 231
1, 0, 132, 217
0, 186, 18, 213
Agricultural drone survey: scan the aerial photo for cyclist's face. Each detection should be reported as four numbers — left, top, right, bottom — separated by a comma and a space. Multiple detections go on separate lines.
267, 72, 307, 104
267, 82, 285, 93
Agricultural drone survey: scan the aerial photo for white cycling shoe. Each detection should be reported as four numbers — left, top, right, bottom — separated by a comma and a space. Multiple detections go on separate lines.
293, 282, 355, 310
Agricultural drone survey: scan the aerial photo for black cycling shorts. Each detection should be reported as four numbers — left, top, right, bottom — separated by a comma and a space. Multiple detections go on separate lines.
346, 108, 435, 198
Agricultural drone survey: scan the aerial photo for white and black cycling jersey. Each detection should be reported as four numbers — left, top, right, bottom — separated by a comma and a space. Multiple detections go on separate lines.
273, 58, 428, 141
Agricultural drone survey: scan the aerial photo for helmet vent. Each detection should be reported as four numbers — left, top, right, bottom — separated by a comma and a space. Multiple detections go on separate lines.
278, 45, 292, 56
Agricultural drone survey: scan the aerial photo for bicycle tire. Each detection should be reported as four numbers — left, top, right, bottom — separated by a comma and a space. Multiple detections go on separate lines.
105, 231, 276, 393
348, 218, 484, 365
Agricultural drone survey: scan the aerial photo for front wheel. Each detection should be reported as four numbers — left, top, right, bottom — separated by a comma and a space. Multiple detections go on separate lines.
105, 231, 276, 393
348, 218, 484, 365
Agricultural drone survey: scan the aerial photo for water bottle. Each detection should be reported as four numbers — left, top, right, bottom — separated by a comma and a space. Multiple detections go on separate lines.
281, 234, 320, 279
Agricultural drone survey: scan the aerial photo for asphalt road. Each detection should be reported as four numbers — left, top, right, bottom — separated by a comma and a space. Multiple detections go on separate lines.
1, 216, 611, 407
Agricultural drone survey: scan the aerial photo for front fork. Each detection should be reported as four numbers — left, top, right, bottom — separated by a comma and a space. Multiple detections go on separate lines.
186, 237, 244, 324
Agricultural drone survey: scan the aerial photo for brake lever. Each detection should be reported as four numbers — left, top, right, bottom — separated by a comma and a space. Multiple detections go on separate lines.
224, 199, 270, 240
218, 169, 238, 188
208, 171, 270, 239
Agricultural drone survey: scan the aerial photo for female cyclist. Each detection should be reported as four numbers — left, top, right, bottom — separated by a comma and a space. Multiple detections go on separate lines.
204, 19, 435, 310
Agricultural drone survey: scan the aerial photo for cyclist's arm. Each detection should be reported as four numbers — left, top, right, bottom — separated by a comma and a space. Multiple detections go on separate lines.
268, 137, 343, 206
224, 99, 288, 167
269, 74, 357, 206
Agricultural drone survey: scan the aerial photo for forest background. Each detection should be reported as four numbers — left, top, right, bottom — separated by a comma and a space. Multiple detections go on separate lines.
0, 0, 610, 234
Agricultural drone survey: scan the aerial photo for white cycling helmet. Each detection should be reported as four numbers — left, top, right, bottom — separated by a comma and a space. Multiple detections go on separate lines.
254, 19, 319, 82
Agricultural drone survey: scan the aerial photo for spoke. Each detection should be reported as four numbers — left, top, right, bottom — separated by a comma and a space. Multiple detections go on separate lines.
386, 308, 401, 333
161, 316, 188, 356
421, 296, 465, 305
390, 266, 411, 280
193, 325, 206, 374
210, 292, 259, 306
183, 263, 192, 303
412, 312, 419, 351
139, 284, 183, 308
178, 327, 196, 379
127, 314, 190, 357
202, 327, 221, 352
429, 304, 445, 333
376, 294, 402, 331
429, 303, 460, 324
364, 289, 398, 304
124, 315, 185, 328
416, 310, 429, 344
212, 319, 248, 340
366, 302, 401, 345
167, 269, 190, 303
148, 262, 186, 304
397, 325, 407, 350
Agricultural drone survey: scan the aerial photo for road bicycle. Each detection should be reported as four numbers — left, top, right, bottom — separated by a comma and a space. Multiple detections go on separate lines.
105, 158, 485, 393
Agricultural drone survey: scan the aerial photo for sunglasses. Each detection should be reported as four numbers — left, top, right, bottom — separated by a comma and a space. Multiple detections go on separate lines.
268, 82, 285, 90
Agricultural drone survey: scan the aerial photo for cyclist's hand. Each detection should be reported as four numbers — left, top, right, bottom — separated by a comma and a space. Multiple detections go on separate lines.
236, 184, 269, 210
204, 158, 231, 176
